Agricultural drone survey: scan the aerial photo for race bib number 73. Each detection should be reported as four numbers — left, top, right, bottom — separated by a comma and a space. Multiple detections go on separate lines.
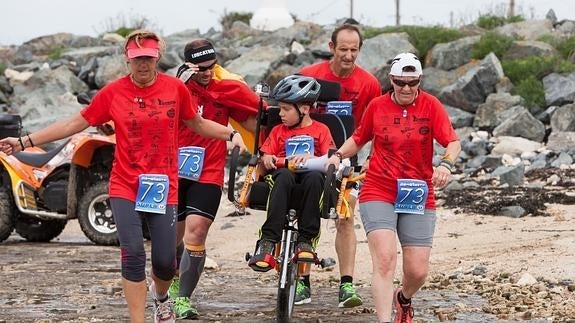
394, 179, 428, 215
178, 146, 205, 180
285, 135, 314, 156
135, 174, 169, 214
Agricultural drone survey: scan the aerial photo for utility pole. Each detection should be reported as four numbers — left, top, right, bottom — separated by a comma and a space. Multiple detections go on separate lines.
395, 0, 400, 26
508, 0, 515, 17
350, 0, 354, 19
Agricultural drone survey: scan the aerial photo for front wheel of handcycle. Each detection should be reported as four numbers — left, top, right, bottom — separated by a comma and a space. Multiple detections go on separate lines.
276, 258, 298, 323
276, 231, 298, 323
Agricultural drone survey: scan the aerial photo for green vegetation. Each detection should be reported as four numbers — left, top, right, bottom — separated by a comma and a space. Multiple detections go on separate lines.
477, 14, 524, 30
0, 62, 5, 75
512, 76, 546, 109
48, 47, 65, 60
379, 25, 463, 60
99, 12, 153, 37
471, 32, 514, 59
502, 55, 575, 84
502, 56, 575, 108
538, 35, 575, 60
219, 10, 253, 31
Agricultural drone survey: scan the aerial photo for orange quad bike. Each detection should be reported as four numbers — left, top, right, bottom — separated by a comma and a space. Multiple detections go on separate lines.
0, 103, 119, 245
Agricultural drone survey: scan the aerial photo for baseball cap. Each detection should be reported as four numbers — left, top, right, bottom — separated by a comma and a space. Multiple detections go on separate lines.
125, 38, 160, 59
389, 53, 423, 77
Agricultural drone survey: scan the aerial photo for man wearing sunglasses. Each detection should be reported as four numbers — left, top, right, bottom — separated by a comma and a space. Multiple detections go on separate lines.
327, 52, 461, 323
170, 39, 260, 319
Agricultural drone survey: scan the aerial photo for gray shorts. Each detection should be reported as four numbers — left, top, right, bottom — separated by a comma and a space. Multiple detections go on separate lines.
359, 201, 436, 247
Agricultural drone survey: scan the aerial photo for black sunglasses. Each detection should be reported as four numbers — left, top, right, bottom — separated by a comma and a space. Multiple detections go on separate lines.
197, 61, 217, 72
391, 78, 420, 87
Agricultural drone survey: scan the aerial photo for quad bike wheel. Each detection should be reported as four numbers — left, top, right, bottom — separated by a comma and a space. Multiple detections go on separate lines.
15, 216, 67, 242
78, 180, 118, 246
0, 189, 16, 242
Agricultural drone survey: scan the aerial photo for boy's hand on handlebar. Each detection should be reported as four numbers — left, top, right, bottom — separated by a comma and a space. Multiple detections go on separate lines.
261, 154, 277, 170
290, 154, 313, 167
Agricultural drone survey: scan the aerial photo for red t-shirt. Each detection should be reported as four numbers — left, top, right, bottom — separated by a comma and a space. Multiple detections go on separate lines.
352, 91, 458, 209
81, 73, 197, 204
178, 79, 259, 186
260, 120, 335, 157
299, 61, 381, 126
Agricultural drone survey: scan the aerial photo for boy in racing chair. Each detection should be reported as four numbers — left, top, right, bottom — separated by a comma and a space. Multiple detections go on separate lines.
248, 74, 336, 272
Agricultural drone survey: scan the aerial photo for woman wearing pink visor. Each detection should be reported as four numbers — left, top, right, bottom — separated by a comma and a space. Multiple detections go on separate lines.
0, 29, 246, 323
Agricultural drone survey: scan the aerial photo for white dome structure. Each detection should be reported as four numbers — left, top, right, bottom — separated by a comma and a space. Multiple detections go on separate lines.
250, 0, 294, 31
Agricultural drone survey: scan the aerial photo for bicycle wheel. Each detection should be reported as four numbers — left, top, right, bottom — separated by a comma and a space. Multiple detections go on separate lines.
276, 231, 298, 323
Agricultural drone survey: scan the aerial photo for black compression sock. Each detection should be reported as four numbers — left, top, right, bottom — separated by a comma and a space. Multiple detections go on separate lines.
340, 275, 353, 285
397, 290, 411, 304
301, 275, 310, 288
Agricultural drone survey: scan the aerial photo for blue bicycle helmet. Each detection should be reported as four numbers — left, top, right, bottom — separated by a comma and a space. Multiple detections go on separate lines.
270, 75, 321, 104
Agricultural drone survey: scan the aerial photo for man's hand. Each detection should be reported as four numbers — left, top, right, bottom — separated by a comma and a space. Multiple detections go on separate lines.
230, 132, 247, 154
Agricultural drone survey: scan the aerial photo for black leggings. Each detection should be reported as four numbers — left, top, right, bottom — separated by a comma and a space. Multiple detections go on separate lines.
261, 168, 324, 242
111, 198, 177, 282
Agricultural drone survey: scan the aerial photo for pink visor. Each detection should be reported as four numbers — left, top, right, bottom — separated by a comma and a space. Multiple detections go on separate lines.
125, 38, 160, 58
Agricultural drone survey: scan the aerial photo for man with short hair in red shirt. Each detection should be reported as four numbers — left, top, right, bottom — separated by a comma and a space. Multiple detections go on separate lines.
299, 23, 381, 308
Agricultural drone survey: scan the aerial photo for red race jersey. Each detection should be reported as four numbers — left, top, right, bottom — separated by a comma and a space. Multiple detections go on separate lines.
300, 61, 381, 126
178, 78, 259, 187
260, 120, 335, 158
81, 73, 197, 204
352, 91, 458, 209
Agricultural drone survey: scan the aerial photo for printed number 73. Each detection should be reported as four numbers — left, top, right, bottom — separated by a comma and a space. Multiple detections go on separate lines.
287, 142, 311, 156
397, 187, 425, 204
179, 153, 201, 172
140, 181, 166, 203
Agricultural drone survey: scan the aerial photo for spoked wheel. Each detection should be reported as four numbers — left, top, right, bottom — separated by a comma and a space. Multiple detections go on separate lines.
276, 231, 298, 323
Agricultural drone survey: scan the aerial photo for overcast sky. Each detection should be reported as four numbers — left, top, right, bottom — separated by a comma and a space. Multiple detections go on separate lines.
1, 0, 573, 46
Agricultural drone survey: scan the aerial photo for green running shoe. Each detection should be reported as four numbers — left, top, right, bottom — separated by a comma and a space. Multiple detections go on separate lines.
294, 280, 311, 305
168, 277, 180, 300
338, 282, 363, 308
173, 296, 199, 319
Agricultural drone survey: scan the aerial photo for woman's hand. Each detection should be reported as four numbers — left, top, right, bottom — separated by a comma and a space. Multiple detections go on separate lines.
326, 154, 340, 172
432, 165, 451, 189
0, 137, 23, 155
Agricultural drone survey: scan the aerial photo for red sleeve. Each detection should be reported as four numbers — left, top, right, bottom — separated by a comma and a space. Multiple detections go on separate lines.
209, 79, 260, 122
80, 83, 114, 126
351, 97, 378, 146
179, 81, 198, 121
